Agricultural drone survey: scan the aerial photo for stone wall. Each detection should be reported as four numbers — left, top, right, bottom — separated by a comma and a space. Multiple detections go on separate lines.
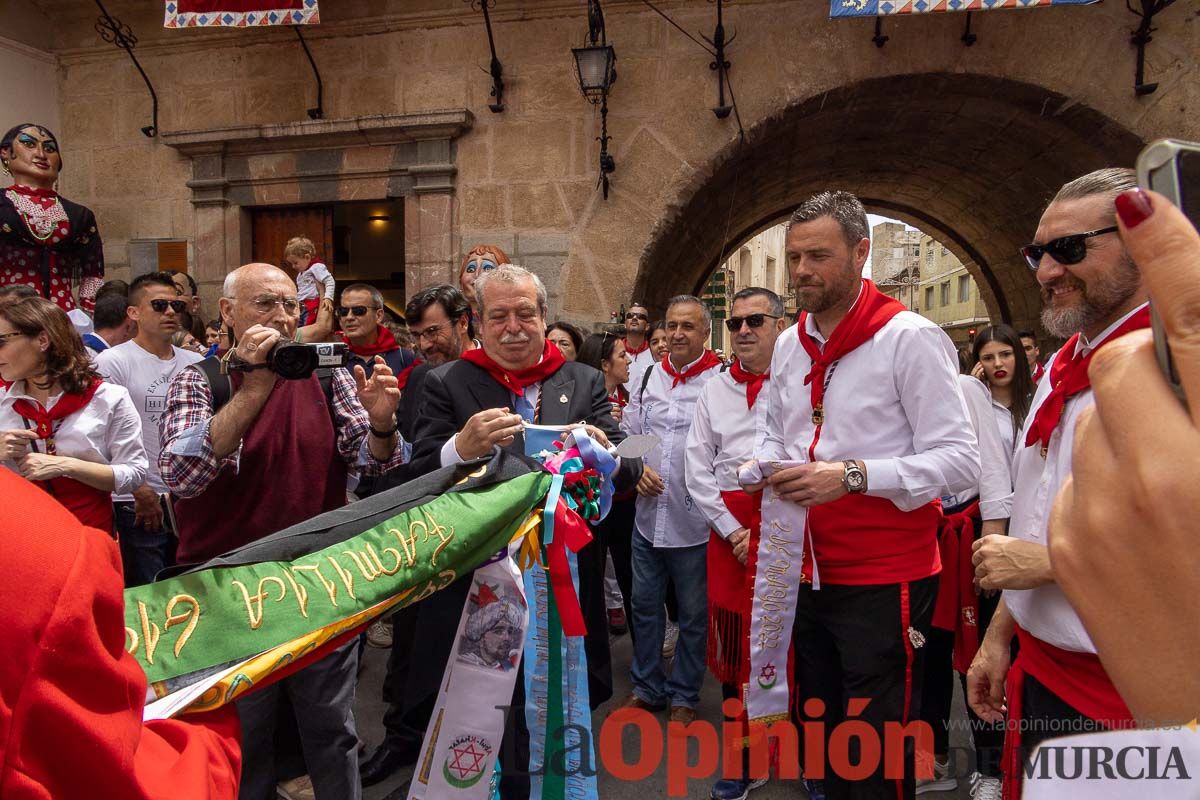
17, 0, 1198, 330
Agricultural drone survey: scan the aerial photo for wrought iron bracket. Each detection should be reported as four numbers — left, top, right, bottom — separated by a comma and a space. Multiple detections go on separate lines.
872, 16, 889, 49
706, 0, 735, 119
94, 0, 158, 137
466, 1, 506, 112
598, 93, 616, 199
294, 28, 324, 119
961, 11, 978, 46
1127, 0, 1176, 96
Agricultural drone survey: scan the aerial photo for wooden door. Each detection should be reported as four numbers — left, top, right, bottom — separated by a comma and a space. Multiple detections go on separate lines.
251, 206, 334, 281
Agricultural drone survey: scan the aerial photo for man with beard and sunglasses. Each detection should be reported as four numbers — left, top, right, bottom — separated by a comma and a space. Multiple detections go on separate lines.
967, 168, 1148, 800
95, 272, 203, 587
621, 302, 656, 392
336, 282, 417, 379
746, 191, 979, 800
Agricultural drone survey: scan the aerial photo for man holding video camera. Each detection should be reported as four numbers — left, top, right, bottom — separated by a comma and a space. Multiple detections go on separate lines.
159, 262, 406, 800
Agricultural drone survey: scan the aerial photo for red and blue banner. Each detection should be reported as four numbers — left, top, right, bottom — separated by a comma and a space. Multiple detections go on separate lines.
164, 0, 319, 28
831, 0, 1098, 16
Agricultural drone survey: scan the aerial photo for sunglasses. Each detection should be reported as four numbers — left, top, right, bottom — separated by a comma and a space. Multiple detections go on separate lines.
149, 299, 189, 314
625, 312, 649, 322
1020, 226, 1118, 272
336, 305, 378, 318
724, 313, 780, 332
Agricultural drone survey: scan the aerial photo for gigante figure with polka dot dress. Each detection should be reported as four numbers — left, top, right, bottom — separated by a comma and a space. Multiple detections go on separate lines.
0, 124, 104, 312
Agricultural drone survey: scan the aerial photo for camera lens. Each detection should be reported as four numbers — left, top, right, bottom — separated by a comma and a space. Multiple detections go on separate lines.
267, 341, 318, 380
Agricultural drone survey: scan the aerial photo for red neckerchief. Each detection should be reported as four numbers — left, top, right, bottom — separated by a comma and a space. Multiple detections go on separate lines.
608, 384, 629, 408
461, 339, 566, 392
1024, 306, 1151, 452
338, 325, 399, 358
623, 337, 650, 356
6, 183, 59, 210
1032, 361, 1045, 383
798, 279, 905, 422
662, 350, 722, 388
396, 359, 423, 391
728, 358, 770, 409
11, 379, 102, 449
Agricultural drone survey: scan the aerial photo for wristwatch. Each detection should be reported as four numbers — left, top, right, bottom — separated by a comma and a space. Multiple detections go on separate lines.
842, 460, 867, 494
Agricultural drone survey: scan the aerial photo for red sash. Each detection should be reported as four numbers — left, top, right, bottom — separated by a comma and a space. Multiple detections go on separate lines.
1001, 627, 1135, 800
460, 339, 566, 392
661, 350, 722, 388
1024, 306, 1150, 451
11, 380, 113, 534
933, 501, 981, 673
707, 490, 759, 685
728, 359, 769, 409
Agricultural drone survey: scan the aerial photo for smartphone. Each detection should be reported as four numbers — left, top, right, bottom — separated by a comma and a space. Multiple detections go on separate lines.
1135, 139, 1200, 404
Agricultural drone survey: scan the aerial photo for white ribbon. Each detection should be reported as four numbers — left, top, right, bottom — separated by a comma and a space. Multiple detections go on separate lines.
409, 545, 529, 800
739, 459, 810, 723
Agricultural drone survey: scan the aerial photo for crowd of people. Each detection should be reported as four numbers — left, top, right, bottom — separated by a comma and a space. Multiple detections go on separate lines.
1, 116, 1198, 800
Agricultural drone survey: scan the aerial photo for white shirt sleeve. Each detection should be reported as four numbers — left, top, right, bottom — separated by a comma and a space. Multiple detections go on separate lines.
105, 389, 149, 495
861, 326, 981, 511
310, 262, 336, 300
684, 386, 742, 538
758, 337, 789, 462
440, 434, 464, 468
961, 377, 1014, 520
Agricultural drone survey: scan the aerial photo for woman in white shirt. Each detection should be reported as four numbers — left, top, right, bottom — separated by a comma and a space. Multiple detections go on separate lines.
0, 296, 146, 535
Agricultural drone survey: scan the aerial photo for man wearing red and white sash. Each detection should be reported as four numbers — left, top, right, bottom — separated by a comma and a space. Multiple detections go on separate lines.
754, 192, 980, 800
685, 287, 787, 800
968, 168, 1148, 799
621, 302, 656, 392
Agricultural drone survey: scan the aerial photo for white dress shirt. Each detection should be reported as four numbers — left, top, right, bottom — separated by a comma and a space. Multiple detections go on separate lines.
441, 384, 540, 467
947, 374, 1016, 520
685, 369, 770, 538
759, 310, 980, 510
624, 353, 721, 548
0, 380, 148, 495
623, 342, 657, 395
1004, 303, 1149, 654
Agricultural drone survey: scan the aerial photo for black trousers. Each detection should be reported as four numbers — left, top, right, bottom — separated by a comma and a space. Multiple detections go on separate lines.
597, 497, 636, 641
791, 575, 938, 800
1019, 673, 1106, 762
917, 590, 1006, 777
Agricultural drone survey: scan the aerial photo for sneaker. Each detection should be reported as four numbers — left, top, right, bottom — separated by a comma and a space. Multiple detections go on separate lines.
608, 607, 628, 635
366, 619, 393, 648
801, 778, 826, 800
916, 757, 956, 794
277, 775, 315, 800
662, 620, 680, 658
969, 772, 1002, 800
710, 776, 768, 800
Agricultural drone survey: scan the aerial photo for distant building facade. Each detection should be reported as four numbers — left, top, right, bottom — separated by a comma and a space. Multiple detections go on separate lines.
706, 222, 796, 354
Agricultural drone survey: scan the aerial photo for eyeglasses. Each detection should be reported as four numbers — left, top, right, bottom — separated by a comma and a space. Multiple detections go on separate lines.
625, 312, 649, 322
724, 313, 781, 332
149, 299, 189, 314
1020, 227, 1119, 272
414, 322, 447, 340
336, 305, 378, 318
242, 296, 300, 315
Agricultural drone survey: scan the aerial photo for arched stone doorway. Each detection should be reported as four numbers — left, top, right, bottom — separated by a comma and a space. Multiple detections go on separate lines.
636, 72, 1145, 332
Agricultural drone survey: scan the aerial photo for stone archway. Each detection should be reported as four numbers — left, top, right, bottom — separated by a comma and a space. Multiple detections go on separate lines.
636, 72, 1145, 331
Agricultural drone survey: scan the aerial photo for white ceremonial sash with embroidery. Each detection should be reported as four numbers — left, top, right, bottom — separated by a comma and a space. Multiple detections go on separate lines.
410, 546, 529, 800
739, 459, 809, 723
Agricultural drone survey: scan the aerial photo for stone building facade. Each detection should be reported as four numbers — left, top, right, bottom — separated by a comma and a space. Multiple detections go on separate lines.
2, 0, 1195, 333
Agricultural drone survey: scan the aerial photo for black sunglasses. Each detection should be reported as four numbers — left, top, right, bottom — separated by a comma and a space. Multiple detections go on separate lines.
724, 313, 780, 332
149, 299, 189, 314
336, 305, 378, 317
1020, 226, 1118, 272
625, 311, 649, 322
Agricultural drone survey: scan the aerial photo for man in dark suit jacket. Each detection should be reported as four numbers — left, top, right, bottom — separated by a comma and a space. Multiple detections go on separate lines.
394, 265, 641, 800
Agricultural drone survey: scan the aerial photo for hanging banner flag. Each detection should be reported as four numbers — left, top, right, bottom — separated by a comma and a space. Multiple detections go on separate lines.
831, 0, 1098, 17
165, 0, 319, 28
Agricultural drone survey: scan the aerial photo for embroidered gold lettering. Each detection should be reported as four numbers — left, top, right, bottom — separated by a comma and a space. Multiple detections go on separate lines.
293, 563, 338, 606
138, 600, 161, 665
231, 576, 286, 630
164, 594, 200, 659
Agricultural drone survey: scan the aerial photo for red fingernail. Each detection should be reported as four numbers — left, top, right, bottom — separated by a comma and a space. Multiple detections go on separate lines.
1115, 188, 1153, 229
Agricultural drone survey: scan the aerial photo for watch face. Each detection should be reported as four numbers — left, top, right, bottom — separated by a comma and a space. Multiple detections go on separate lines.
848, 473, 865, 490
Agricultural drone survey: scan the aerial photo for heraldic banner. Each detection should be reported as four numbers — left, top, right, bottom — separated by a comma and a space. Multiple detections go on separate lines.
830, 0, 1098, 17
164, 0, 319, 28
125, 448, 551, 720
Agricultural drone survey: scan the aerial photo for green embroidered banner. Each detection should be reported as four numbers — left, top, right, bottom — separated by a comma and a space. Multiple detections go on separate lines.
124, 470, 552, 685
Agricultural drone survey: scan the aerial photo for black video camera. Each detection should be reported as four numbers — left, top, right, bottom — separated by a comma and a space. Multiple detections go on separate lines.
229, 340, 349, 380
